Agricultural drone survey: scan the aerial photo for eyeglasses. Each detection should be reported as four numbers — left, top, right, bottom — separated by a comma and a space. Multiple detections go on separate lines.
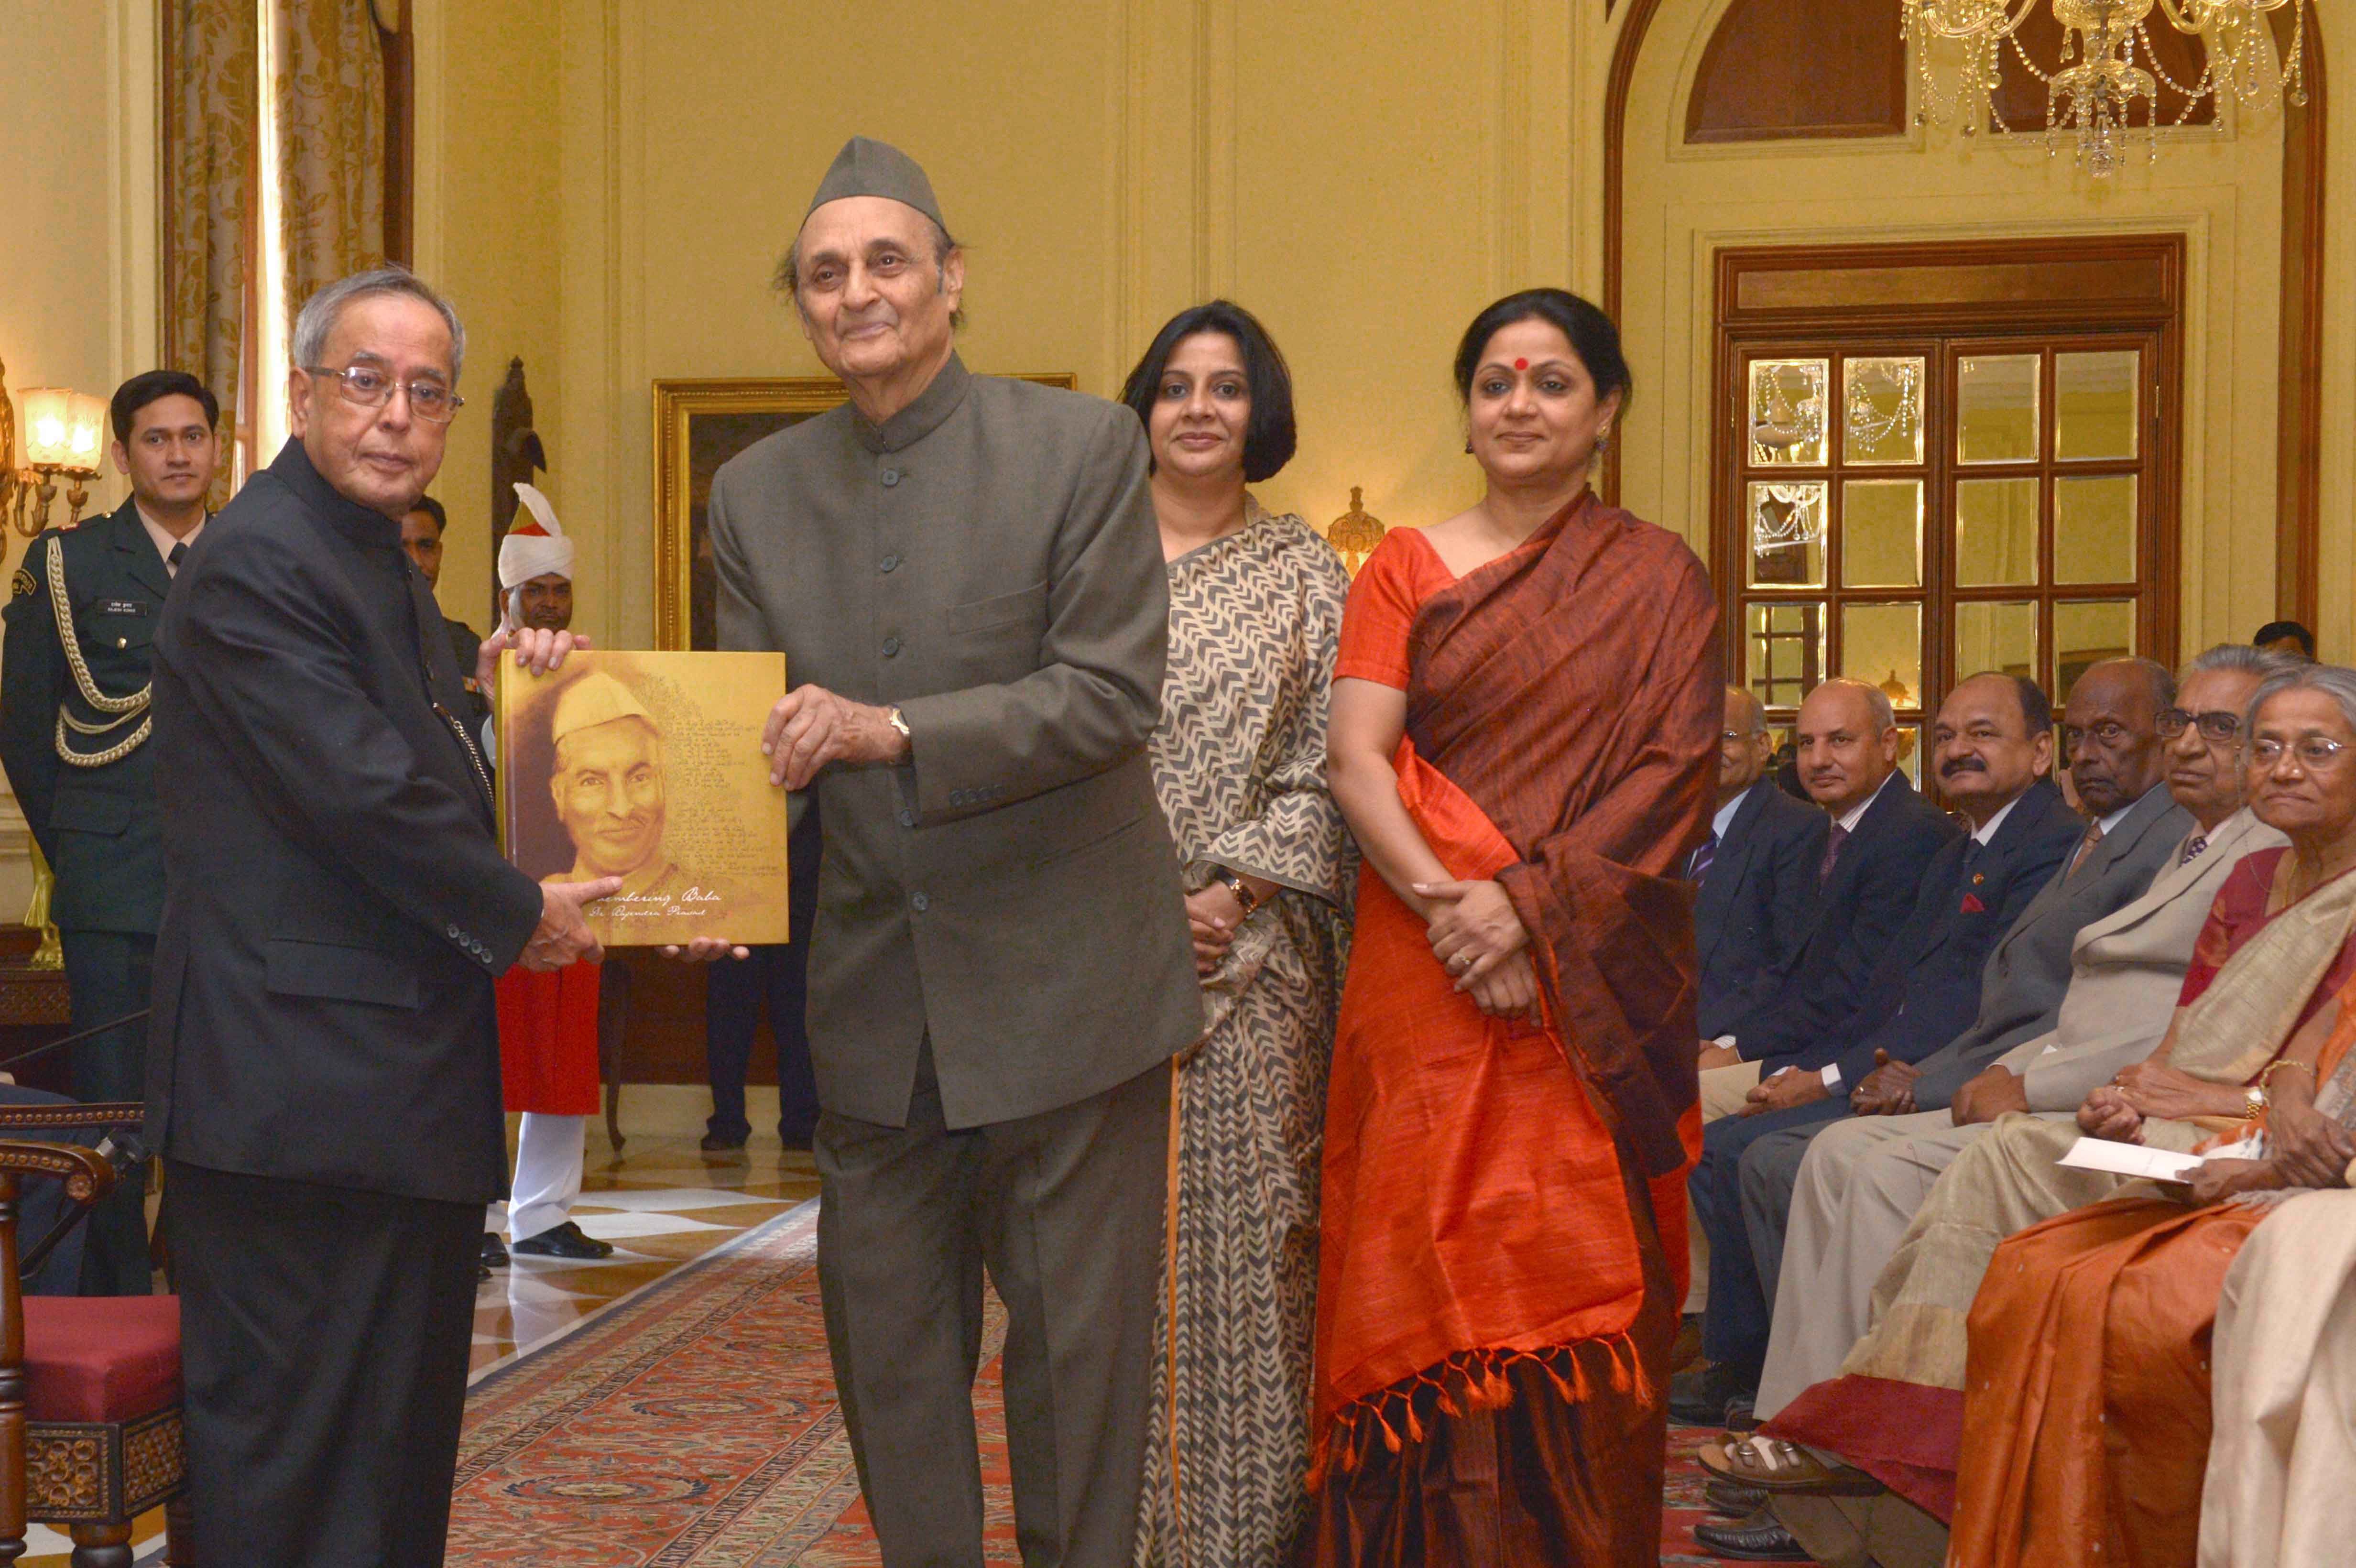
2249, 736, 2350, 770
2158, 708, 2242, 743
305, 365, 464, 424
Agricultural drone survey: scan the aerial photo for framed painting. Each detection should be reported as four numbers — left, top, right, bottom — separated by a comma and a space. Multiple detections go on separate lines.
652, 373, 1080, 651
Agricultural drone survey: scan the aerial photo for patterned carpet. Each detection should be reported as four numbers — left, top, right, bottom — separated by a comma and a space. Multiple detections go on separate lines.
450, 1199, 1792, 1565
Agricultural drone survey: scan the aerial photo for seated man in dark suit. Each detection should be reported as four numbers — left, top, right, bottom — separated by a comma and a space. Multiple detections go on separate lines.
1676, 672, 2083, 1422
1694, 678, 1960, 1120
1695, 686, 1827, 1041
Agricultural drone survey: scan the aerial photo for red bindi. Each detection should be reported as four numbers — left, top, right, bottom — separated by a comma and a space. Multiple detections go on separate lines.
1513, 358, 1529, 370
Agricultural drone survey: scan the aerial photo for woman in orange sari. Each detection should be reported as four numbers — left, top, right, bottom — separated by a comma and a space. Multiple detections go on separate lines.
1950, 665, 2356, 1568
1311, 288, 1719, 1564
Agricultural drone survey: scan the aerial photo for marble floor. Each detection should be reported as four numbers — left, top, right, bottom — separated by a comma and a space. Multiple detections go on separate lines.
84, 1116, 820, 1568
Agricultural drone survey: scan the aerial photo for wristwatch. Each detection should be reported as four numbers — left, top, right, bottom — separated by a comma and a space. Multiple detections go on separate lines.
2243, 1084, 2269, 1121
1213, 868, 1263, 917
885, 705, 911, 751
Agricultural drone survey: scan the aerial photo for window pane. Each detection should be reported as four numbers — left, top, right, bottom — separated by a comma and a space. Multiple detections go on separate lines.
1749, 359, 1830, 467
1955, 478, 2040, 587
2056, 600, 2137, 705
1955, 599, 2040, 685
1843, 357, 1926, 465
1843, 480, 1922, 588
2054, 475, 2137, 583
2055, 350, 2139, 461
1840, 602, 1924, 712
1748, 481, 1827, 588
1958, 353, 2040, 464
1747, 601, 1825, 710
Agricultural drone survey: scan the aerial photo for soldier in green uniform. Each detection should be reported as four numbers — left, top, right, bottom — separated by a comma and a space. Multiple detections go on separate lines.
0, 369, 219, 1295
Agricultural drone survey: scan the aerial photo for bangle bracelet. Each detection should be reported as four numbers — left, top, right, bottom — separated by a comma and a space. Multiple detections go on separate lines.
2260, 1059, 2316, 1093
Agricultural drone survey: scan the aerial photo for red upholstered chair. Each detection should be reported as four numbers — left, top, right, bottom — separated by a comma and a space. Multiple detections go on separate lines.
0, 1101, 189, 1567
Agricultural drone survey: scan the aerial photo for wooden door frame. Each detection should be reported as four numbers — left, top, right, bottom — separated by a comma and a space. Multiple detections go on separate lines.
1708, 234, 2187, 720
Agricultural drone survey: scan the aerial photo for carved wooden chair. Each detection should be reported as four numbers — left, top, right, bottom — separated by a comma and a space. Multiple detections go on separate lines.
0, 1100, 189, 1567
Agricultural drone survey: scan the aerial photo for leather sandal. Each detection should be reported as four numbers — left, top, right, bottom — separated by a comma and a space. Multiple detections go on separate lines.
1699, 1434, 1885, 1495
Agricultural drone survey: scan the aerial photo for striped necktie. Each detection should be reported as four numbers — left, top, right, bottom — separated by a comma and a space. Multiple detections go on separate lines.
2067, 821, 2105, 881
1689, 831, 1718, 885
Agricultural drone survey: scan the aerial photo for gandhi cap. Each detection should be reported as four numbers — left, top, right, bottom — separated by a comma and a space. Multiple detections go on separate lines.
804, 136, 947, 230
550, 670, 656, 746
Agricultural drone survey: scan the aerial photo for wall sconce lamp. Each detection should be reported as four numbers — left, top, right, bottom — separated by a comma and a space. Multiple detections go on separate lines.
3, 362, 109, 538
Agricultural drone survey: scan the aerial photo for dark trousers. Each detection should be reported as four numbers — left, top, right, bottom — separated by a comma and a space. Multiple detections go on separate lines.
816, 1047, 1168, 1568
705, 816, 820, 1142
0, 1083, 92, 1296
169, 1160, 481, 1568
58, 928, 152, 1295
1695, 1095, 1850, 1381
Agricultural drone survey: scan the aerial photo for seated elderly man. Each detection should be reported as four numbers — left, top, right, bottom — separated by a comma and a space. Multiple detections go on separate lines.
1727, 660, 2356, 1557
1747, 644, 2293, 1423
1694, 685, 1828, 1041
1674, 672, 2076, 1425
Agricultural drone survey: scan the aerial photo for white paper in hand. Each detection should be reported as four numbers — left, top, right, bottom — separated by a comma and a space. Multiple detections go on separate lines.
2058, 1137, 2208, 1183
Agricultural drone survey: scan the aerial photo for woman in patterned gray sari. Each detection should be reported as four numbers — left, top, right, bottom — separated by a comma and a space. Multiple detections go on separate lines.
1119, 301, 1353, 1568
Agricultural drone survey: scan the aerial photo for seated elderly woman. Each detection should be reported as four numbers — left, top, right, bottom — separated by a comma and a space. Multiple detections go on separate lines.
1714, 663, 2356, 1561
1947, 664, 2356, 1568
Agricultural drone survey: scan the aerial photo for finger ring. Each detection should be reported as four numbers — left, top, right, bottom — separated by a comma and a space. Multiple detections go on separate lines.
1451, 954, 1471, 972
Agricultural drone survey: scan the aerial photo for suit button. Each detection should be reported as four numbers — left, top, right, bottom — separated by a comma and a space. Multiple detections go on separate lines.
883, 636, 901, 657
898, 808, 916, 828
116, 637, 127, 649
910, 893, 929, 913
880, 554, 900, 573
881, 468, 901, 488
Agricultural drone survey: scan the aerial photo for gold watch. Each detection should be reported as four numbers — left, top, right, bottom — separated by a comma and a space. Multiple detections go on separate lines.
886, 706, 911, 749
2243, 1084, 2269, 1120
1213, 869, 1262, 917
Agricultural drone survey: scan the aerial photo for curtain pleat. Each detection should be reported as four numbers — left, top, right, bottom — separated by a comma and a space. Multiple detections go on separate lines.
274, 0, 389, 322
163, 0, 258, 509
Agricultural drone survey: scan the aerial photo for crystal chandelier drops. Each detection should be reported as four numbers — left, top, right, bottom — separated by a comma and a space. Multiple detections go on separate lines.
1903, 0, 2307, 177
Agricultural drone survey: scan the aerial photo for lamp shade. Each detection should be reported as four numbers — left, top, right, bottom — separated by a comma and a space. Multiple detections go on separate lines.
64, 393, 107, 472
19, 388, 73, 468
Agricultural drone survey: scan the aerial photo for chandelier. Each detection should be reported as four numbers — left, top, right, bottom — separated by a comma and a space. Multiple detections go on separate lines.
1904, 0, 2308, 176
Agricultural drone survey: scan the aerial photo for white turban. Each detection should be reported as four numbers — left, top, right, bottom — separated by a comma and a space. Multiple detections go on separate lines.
498, 483, 575, 589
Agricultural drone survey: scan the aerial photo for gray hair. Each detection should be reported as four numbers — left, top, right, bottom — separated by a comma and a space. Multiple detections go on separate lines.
2245, 663, 2356, 741
1808, 677, 1897, 733
2184, 642, 2305, 685
1727, 686, 1767, 735
291, 265, 466, 381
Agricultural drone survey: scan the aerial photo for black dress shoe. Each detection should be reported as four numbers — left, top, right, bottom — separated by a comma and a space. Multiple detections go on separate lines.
777, 1123, 817, 1152
1669, 1361, 1758, 1426
478, 1262, 492, 1283
481, 1231, 509, 1270
700, 1130, 748, 1153
1706, 1477, 1770, 1517
511, 1220, 614, 1259
1693, 1505, 1812, 1561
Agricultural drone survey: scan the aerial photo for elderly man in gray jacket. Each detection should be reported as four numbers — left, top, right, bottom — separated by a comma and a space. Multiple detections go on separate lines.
1753, 643, 2294, 1417
688, 139, 1199, 1566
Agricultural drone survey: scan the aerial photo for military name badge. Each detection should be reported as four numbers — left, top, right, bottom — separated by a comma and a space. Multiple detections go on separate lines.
10, 567, 34, 600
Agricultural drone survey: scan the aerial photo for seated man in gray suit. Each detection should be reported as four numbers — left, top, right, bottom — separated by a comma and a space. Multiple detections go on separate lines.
684, 138, 1199, 1565
1695, 685, 1828, 1040
1750, 643, 2292, 1417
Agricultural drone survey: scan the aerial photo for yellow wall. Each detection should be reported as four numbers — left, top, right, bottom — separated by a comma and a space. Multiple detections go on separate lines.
415, 0, 2343, 661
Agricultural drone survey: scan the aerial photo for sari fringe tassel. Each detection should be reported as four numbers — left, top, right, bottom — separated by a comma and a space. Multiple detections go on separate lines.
1306, 1333, 1650, 1490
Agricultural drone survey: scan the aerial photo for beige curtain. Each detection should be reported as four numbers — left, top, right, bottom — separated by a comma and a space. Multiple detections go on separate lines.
273, 0, 389, 320
163, 0, 258, 510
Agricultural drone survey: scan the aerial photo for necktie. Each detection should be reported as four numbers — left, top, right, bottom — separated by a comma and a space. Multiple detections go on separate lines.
2180, 832, 2208, 867
167, 541, 187, 576
1689, 831, 1718, 886
1818, 822, 1849, 885
2067, 821, 2105, 881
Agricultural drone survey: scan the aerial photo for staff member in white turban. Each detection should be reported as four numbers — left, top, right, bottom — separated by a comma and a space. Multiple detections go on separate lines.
499, 482, 575, 632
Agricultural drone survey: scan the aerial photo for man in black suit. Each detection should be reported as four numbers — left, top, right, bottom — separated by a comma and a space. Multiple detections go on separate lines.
1694, 686, 1828, 1040
1695, 678, 1959, 1116
149, 266, 614, 1568
398, 492, 491, 725
1676, 673, 2081, 1421
0, 370, 218, 1294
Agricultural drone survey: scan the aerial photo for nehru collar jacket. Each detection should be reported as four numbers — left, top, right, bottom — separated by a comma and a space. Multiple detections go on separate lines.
706, 353, 1200, 1132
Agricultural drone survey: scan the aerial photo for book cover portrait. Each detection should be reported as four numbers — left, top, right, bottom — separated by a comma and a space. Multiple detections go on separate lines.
496, 651, 791, 948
